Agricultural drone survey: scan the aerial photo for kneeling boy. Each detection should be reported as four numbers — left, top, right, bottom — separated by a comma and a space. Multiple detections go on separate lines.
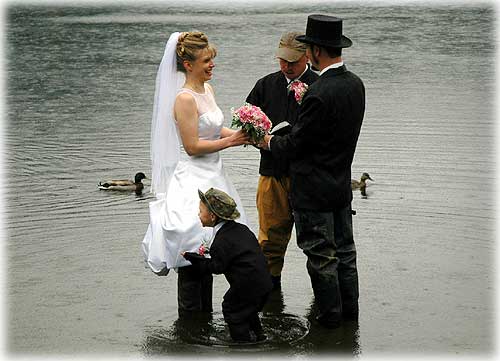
182, 188, 272, 342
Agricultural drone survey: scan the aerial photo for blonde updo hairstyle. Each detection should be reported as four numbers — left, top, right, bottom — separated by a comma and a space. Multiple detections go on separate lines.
176, 31, 217, 73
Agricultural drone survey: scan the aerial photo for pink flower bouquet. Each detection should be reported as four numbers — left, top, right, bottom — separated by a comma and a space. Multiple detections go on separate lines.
231, 103, 272, 143
288, 80, 309, 104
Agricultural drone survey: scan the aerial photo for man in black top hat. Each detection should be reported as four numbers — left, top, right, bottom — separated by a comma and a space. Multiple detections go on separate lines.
260, 14, 365, 328
246, 31, 318, 290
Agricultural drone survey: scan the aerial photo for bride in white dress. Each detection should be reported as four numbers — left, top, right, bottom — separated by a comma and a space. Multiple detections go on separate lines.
142, 31, 249, 308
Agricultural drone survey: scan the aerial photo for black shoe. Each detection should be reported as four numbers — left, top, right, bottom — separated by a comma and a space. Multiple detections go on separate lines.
271, 275, 281, 290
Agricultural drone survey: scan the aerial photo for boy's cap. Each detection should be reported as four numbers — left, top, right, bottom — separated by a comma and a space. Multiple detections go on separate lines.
276, 31, 307, 62
198, 188, 240, 221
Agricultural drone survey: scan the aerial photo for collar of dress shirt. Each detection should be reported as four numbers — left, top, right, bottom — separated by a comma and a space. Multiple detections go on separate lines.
211, 220, 227, 241
319, 61, 344, 76
285, 64, 310, 84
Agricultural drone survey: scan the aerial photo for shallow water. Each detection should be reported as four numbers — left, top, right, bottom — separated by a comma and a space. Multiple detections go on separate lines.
5, 2, 495, 358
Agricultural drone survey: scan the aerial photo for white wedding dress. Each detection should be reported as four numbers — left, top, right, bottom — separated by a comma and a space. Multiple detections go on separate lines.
142, 83, 247, 274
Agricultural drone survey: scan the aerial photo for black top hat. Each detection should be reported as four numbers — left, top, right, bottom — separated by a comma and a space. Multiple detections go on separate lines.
296, 14, 352, 48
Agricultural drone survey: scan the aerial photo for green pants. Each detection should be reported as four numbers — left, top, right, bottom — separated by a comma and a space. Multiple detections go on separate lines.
256, 176, 294, 277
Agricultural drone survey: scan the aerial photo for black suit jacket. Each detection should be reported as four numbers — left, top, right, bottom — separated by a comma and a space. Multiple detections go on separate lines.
246, 67, 319, 178
184, 221, 272, 307
270, 65, 365, 211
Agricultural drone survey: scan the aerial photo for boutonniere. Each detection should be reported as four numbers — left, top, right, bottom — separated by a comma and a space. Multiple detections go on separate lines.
198, 240, 210, 257
287, 80, 309, 105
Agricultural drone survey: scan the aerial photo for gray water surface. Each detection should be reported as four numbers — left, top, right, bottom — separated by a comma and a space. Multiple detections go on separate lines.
5, 2, 495, 358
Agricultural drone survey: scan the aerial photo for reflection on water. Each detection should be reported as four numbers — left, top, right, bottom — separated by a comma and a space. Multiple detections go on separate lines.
142, 290, 360, 356
302, 298, 361, 356
142, 311, 303, 355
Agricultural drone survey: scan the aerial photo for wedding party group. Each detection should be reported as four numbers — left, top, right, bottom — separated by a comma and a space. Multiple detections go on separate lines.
141, 14, 366, 343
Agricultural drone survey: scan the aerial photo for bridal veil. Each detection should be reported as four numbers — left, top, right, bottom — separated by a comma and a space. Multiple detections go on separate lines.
150, 32, 185, 196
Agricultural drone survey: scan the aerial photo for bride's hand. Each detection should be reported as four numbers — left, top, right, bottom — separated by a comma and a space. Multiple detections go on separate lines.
227, 129, 251, 147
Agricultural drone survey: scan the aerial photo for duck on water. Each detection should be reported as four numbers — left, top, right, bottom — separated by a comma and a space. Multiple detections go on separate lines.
351, 172, 373, 197
98, 172, 147, 195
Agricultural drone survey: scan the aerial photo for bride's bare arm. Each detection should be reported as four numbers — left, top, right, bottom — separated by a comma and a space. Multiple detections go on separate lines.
220, 127, 237, 138
175, 93, 249, 156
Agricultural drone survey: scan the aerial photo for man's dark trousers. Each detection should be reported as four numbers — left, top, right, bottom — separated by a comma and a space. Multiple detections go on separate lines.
294, 203, 358, 325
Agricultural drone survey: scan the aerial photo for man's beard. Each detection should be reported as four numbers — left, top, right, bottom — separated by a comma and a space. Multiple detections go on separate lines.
309, 53, 320, 71
310, 63, 320, 72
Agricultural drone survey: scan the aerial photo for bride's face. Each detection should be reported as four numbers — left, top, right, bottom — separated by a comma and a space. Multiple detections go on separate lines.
187, 48, 215, 82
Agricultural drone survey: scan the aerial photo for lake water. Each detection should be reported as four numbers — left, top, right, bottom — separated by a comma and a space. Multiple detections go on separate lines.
5, 1, 496, 358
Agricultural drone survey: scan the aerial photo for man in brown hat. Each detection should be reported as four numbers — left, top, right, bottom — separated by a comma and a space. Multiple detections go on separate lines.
260, 15, 365, 328
246, 31, 318, 290
182, 188, 272, 342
